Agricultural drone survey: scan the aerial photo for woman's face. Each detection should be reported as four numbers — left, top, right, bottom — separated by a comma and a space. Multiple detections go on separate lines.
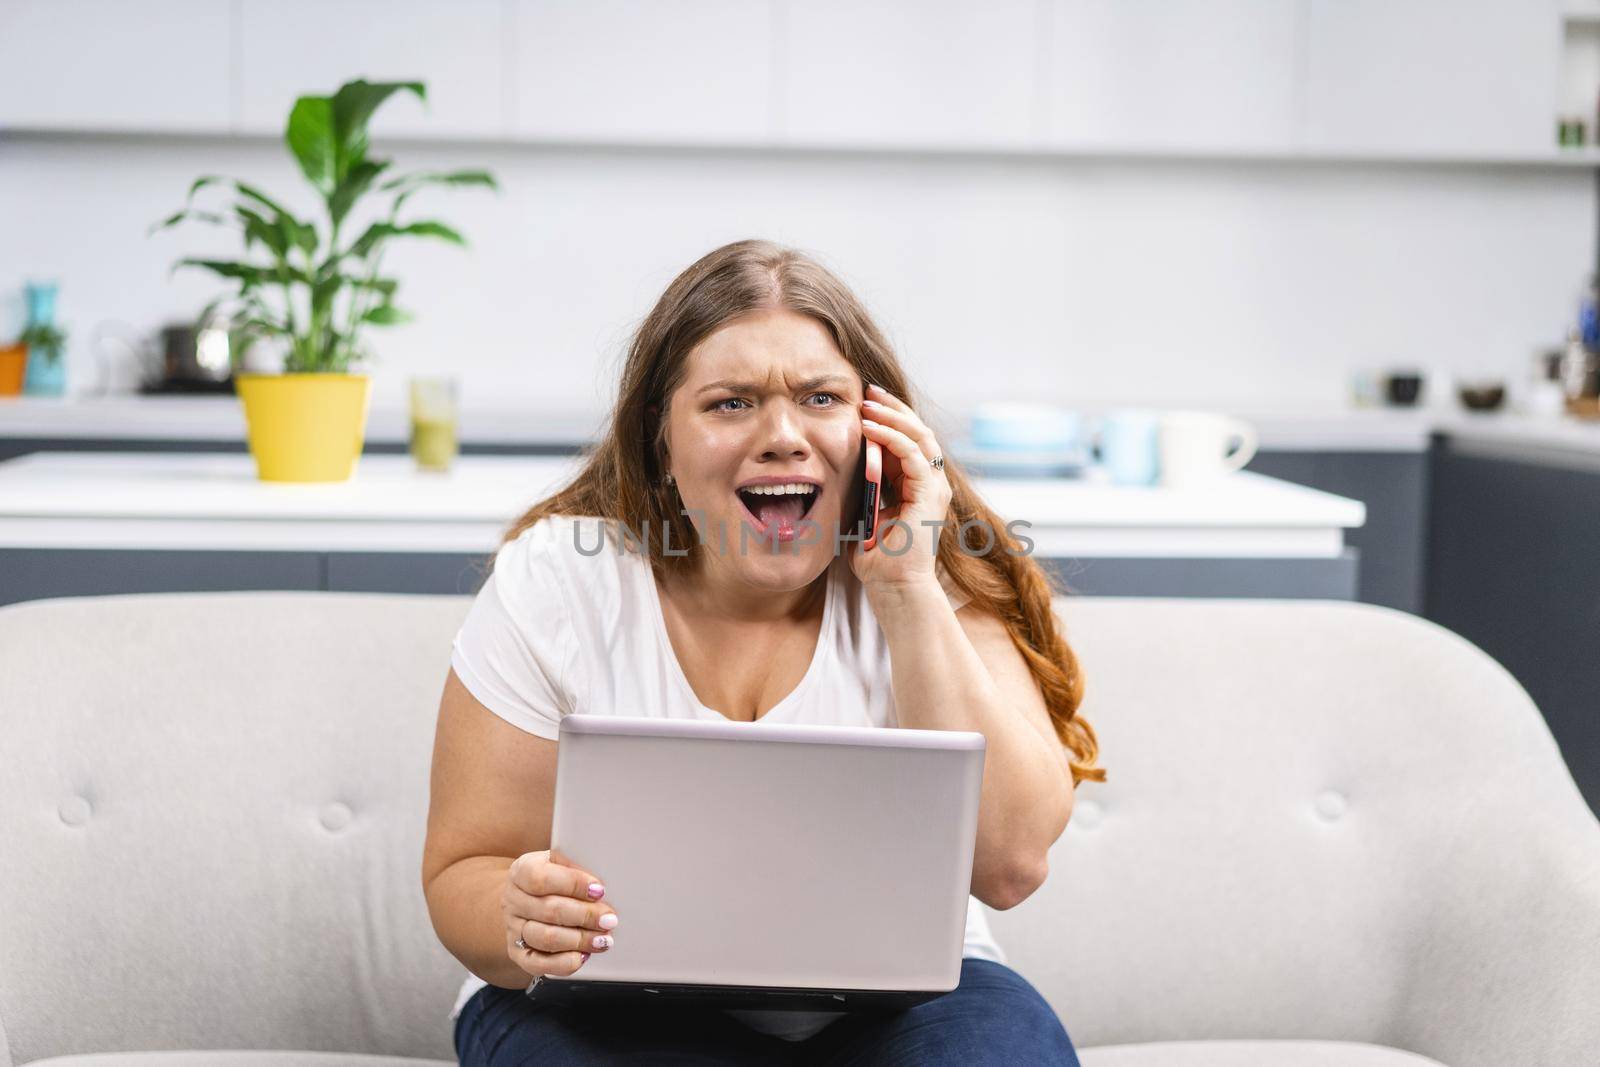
662, 307, 864, 593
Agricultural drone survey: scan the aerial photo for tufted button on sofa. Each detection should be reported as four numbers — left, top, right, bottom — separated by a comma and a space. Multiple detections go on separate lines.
1, 593, 1596, 1067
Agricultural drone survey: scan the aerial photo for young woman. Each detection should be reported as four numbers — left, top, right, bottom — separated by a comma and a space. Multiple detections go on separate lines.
424, 239, 1103, 1064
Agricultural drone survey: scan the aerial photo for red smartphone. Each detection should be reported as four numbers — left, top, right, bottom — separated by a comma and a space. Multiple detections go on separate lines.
860, 438, 883, 551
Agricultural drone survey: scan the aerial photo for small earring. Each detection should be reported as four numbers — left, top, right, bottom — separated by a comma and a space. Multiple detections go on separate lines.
663, 472, 675, 487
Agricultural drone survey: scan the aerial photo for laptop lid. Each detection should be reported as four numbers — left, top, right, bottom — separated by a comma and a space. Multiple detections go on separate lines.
546, 714, 986, 995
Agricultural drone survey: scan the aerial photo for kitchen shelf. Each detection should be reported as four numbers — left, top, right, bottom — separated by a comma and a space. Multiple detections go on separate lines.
5, 126, 1600, 172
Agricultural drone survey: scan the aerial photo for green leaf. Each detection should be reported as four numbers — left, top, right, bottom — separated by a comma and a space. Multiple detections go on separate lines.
187, 175, 226, 201
236, 205, 315, 260
148, 208, 231, 235
233, 181, 298, 221
174, 258, 270, 284
236, 186, 317, 254
290, 218, 319, 256
235, 207, 289, 258
328, 159, 390, 228
387, 168, 499, 214
380, 168, 498, 194
309, 257, 396, 291
286, 96, 337, 195
362, 304, 412, 326
330, 80, 425, 176
351, 276, 398, 296
162, 177, 316, 253
20, 322, 67, 363
347, 219, 465, 259
395, 219, 464, 243
174, 258, 310, 287
239, 295, 290, 334
311, 272, 344, 306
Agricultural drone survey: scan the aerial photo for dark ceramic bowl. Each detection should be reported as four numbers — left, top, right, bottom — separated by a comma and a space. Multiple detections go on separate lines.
1458, 382, 1506, 411
1385, 373, 1423, 406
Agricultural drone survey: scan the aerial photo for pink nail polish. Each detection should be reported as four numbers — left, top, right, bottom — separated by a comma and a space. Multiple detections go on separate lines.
593, 934, 612, 949
587, 883, 605, 900
598, 913, 618, 930
580, 952, 590, 962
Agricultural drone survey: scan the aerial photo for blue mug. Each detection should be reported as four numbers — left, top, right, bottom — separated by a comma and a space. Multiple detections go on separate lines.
1097, 409, 1160, 486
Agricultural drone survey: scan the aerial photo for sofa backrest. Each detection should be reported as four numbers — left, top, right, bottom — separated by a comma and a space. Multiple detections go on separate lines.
0, 592, 1591, 1064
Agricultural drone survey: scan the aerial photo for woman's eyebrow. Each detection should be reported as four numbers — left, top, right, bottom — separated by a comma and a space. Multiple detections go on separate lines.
696, 375, 851, 395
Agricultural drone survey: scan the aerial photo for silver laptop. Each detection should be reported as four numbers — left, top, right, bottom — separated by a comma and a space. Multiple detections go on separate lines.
526, 713, 986, 1012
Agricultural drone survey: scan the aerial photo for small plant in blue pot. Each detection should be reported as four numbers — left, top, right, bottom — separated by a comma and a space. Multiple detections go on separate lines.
20, 282, 68, 396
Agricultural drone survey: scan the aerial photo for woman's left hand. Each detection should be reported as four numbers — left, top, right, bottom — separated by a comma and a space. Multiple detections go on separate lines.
850, 383, 953, 590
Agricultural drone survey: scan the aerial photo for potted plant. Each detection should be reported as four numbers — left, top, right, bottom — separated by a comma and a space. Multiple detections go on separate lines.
19, 320, 68, 396
4, 281, 68, 397
156, 79, 496, 482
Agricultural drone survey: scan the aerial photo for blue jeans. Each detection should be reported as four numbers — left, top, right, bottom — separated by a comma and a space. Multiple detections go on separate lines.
454, 958, 1080, 1065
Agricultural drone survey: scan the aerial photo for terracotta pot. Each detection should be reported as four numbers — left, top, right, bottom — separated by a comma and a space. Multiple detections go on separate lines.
0, 343, 27, 395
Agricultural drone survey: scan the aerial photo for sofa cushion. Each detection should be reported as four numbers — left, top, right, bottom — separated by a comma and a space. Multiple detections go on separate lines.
25, 1053, 453, 1067
1080, 1039, 1447, 1066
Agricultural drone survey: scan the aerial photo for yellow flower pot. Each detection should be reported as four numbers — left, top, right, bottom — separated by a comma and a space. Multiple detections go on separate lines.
236, 373, 371, 482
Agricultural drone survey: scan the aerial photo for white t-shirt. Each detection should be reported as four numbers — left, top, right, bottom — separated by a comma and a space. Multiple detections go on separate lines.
445, 513, 1007, 1042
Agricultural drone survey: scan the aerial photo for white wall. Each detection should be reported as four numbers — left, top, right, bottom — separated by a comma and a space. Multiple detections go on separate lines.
0, 133, 1591, 420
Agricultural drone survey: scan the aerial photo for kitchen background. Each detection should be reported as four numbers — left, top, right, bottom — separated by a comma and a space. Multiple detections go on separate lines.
2, 0, 1597, 412
3, 0, 1600, 812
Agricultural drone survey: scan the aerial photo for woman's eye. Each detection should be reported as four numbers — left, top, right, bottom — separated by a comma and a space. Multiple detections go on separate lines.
807, 392, 840, 407
711, 397, 748, 413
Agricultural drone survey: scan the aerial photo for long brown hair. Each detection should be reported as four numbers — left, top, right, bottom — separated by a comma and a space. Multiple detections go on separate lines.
500, 239, 1104, 786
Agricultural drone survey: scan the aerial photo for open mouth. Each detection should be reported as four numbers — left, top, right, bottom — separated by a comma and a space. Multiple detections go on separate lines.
735, 483, 820, 540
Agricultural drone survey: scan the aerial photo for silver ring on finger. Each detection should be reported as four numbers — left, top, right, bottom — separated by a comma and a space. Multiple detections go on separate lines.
929, 454, 944, 471
515, 936, 528, 951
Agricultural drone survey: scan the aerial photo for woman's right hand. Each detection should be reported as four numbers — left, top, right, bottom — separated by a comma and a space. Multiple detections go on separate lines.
503, 848, 619, 980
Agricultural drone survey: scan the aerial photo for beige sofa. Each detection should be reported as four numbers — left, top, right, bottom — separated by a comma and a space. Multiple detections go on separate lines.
1, 592, 1596, 1066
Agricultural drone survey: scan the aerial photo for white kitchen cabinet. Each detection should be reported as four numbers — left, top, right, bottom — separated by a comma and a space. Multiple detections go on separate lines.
778, 0, 1037, 148
1303, 0, 1559, 156
1043, 0, 1300, 152
511, 0, 775, 144
0, 0, 231, 132
235, 0, 507, 138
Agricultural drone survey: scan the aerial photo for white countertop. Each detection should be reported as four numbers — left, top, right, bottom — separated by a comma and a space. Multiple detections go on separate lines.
7, 393, 1600, 459
0, 452, 1363, 557
1226, 404, 1600, 459
0, 395, 604, 447
1221, 405, 1437, 451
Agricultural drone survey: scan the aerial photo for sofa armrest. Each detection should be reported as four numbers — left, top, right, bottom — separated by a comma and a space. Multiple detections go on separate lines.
1397, 808, 1600, 1067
